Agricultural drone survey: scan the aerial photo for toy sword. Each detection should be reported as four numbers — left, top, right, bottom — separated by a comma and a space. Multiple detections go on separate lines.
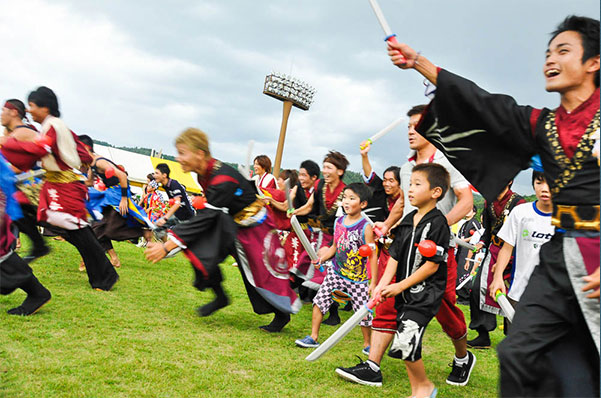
306, 293, 381, 361
360, 116, 405, 150
367, 0, 407, 63
495, 290, 515, 322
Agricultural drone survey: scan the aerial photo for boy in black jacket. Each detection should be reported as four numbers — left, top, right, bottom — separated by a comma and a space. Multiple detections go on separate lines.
375, 163, 451, 398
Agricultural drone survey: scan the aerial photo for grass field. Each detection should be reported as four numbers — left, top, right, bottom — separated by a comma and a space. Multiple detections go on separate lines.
1, 240, 504, 397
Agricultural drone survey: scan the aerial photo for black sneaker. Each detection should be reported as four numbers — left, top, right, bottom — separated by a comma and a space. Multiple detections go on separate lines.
446, 351, 476, 386
467, 334, 491, 349
335, 358, 382, 387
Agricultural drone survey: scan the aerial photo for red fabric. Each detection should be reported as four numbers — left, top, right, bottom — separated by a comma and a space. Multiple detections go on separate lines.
555, 88, 600, 159
13, 190, 30, 206
529, 108, 542, 138
387, 193, 399, 212
576, 236, 600, 276
493, 189, 515, 218
434, 250, 467, 340
1, 137, 46, 171
0, 214, 15, 257
210, 174, 238, 186
324, 181, 345, 209
37, 181, 88, 226
197, 158, 218, 190
372, 247, 397, 333
183, 249, 209, 278
261, 187, 290, 231
236, 214, 300, 313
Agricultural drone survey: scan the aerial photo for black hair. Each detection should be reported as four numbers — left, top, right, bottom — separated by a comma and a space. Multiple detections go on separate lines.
147, 173, 155, 181
300, 159, 320, 179
5, 99, 26, 119
156, 163, 170, 178
532, 170, 547, 185
550, 16, 600, 87
472, 205, 478, 214
344, 182, 372, 203
407, 104, 427, 117
383, 166, 401, 184
78, 134, 94, 152
411, 163, 450, 202
27, 86, 60, 117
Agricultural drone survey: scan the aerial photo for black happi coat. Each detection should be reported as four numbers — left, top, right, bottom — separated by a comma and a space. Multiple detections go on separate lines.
170, 160, 256, 289
417, 69, 600, 224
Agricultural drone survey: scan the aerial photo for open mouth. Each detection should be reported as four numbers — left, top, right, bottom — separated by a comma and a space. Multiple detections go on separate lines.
545, 69, 560, 78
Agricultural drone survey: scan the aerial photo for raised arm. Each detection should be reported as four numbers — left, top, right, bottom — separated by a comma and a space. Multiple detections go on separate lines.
388, 42, 438, 85
360, 143, 374, 178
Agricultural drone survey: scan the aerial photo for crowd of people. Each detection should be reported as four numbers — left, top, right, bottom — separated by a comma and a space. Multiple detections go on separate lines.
0, 14, 599, 398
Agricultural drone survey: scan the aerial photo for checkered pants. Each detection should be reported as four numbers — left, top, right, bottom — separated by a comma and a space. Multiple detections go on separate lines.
313, 267, 372, 327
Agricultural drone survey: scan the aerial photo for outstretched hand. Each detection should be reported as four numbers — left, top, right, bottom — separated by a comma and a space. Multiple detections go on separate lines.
387, 41, 419, 69
583, 267, 600, 299
145, 242, 167, 263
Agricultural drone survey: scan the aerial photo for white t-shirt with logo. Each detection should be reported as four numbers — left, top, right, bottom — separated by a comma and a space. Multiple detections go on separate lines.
497, 201, 555, 301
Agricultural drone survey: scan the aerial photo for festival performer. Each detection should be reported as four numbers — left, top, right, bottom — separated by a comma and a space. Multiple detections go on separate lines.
260, 169, 296, 231
0, 154, 51, 315
78, 135, 153, 268
455, 206, 481, 304
281, 160, 320, 302
342, 106, 475, 387
359, 140, 403, 354
386, 15, 600, 397
145, 128, 300, 332
489, 172, 554, 326
0, 99, 49, 263
467, 181, 524, 347
292, 151, 349, 325
153, 163, 195, 229
12, 87, 119, 291
360, 143, 402, 224
252, 154, 277, 194
295, 183, 377, 353
365, 164, 449, 398
283, 161, 319, 268
143, 180, 166, 223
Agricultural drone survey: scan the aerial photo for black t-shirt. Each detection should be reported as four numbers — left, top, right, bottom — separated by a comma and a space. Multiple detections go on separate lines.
388, 208, 449, 323
165, 179, 194, 220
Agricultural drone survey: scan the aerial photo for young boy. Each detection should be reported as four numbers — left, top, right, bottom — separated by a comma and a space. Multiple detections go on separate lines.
295, 183, 377, 352
293, 151, 349, 324
373, 163, 450, 398
489, 171, 554, 311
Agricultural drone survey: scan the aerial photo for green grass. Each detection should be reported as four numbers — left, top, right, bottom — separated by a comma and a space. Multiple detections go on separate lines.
1, 240, 504, 397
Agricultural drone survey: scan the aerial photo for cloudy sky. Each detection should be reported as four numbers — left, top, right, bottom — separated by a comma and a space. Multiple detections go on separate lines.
1, 0, 598, 194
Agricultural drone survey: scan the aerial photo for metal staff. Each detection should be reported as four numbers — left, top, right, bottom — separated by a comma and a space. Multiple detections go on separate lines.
360, 116, 405, 150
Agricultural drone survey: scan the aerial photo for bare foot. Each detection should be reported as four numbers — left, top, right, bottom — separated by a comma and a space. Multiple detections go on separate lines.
78, 260, 86, 272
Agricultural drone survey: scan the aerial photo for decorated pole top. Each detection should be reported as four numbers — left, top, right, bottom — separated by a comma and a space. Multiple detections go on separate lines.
263, 72, 315, 110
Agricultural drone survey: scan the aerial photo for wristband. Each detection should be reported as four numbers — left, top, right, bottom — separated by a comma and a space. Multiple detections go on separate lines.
121, 187, 128, 197
162, 243, 169, 255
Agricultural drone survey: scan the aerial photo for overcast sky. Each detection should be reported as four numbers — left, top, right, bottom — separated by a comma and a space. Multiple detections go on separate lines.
1, 0, 599, 194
